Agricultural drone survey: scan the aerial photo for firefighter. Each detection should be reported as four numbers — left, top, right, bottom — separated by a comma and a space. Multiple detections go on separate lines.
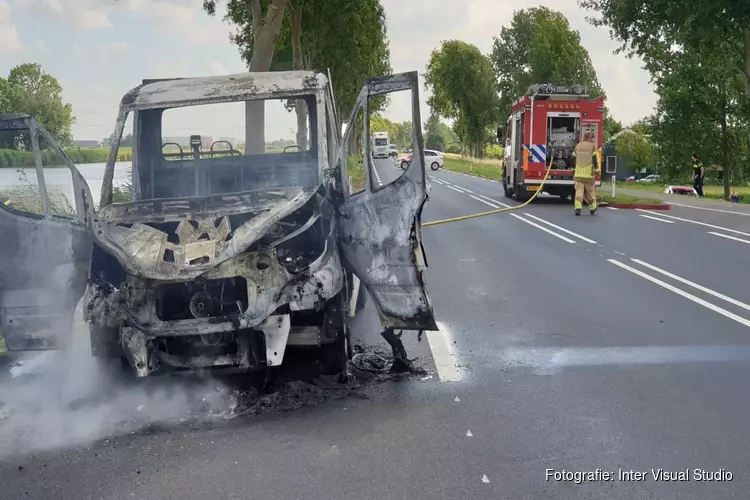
691, 153, 704, 197
571, 131, 599, 216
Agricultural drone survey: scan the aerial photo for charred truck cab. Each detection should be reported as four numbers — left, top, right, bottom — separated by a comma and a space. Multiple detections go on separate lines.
0, 71, 437, 377
498, 84, 605, 202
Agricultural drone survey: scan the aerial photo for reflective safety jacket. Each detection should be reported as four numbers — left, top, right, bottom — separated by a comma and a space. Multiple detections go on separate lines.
572, 140, 599, 180
1, 197, 11, 207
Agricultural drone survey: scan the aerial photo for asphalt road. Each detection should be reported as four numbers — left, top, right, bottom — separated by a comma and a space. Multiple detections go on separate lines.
2, 158, 750, 499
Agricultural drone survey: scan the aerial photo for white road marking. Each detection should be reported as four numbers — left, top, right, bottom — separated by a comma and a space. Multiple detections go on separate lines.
466, 430, 473, 437
477, 194, 512, 207
631, 258, 750, 313
606, 206, 619, 210
482, 475, 490, 484
449, 184, 474, 193
668, 202, 750, 216
372, 165, 383, 187
522, 213, 598, 244
432, 178, 447, 185
426, 322, 462, 382
510, 213, 576, 243
608, 259, 750, 329
638, 214, 675, 224
470, 195, 500, 208
454, 396, 461, 402
446, 185, 465, 194
708, 232, 750, 245
614, 251, 626, 256
637, 209, 750, 237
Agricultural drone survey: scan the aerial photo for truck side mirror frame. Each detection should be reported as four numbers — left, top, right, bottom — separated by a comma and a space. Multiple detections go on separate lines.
496, 127, 504, 144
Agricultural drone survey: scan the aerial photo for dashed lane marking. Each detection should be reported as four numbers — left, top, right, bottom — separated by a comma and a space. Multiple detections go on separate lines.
708, 232, 750, 245
470, 195, 500, 208
476, 194, 512, 208
522, 213, 598, 244
445, 185, 466, 194
631, 258, 750, 313
667, 202, 750, 216
638, 214, 675, 224
637, 209, 750, 237
608, 259, 750, 329
510, 213, 576, 243
448, 184, 474, 194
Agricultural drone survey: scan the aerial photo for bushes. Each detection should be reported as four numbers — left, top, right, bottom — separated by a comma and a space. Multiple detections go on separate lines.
0, 147, 132, 168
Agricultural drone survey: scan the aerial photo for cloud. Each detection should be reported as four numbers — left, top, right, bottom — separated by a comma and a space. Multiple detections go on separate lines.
76, 8, 111, 29
0, 1, 22, 54
380, 0, 657, 126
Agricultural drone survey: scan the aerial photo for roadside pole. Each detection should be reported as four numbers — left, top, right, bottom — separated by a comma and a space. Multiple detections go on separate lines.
347, 175, 361, 317
611, 175, 616, 198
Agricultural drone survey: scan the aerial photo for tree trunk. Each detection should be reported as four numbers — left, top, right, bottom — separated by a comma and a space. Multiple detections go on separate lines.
720, 78, 730, 200
244, 0, 289, 155
744, 29, 750, 182
291, 6, 308, 149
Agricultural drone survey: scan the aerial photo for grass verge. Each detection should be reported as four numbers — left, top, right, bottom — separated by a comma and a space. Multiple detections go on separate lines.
442, 157, 502, 181
598, 192, 663, 205
619, 181, 750, 203
0, 147, 133, 168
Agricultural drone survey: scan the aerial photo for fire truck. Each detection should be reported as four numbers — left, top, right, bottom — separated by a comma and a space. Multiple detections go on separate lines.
497, 84, 605, 202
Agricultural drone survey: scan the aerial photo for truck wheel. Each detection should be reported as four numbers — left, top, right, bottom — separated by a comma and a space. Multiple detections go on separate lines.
513, 186, 529, 203
503, 179, 513, 198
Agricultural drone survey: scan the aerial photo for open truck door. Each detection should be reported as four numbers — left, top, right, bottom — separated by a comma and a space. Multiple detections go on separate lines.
335, 72, 437, 332
0, 114, 94, 351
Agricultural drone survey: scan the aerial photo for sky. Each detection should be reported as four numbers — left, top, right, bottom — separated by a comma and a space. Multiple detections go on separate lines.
0, 0, 657, 143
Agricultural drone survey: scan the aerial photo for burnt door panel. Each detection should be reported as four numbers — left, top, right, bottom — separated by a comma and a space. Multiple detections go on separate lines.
0, 115, 93, 351
337, 72, 437, 331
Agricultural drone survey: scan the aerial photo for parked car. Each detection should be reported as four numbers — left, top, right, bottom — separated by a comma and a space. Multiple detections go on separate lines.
637, 174, 662, 184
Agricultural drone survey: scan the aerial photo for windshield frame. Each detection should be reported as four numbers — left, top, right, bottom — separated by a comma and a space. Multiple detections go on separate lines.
101, 89, 327, 208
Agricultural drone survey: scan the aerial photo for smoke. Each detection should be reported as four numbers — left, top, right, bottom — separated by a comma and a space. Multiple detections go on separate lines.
0, 314, 237, 457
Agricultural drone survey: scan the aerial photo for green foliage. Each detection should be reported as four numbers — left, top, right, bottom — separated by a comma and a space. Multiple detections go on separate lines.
485, 143, 504, 160
491, 7, 604, 121
579, 0, 750, 196
424, 112, 461, 152
425, 40, 499, 158
0, 64, 75, 146
614, 130, 655, 174
0, 147, 132, 168
209, 0, 391, 120
369, 115, 412, 150
604, 114, 623, 142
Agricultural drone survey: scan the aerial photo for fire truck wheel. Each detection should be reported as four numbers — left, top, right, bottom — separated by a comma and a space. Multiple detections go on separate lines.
513, 187, 529, 203
503, 181, 513, 198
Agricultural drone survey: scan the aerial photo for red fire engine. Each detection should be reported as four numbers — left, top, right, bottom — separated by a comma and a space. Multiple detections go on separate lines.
497, 84, 605, 202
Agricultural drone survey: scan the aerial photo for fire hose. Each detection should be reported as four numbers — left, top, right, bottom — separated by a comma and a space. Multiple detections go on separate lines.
421, 154, 556, 228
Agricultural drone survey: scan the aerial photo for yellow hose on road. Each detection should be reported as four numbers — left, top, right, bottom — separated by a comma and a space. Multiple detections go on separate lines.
422, 155, 556, 227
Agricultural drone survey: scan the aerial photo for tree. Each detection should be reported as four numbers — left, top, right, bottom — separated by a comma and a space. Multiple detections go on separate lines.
579, 0, 750, 196
205, 0, 391, 150
424, 112, 460, 152
490, 7, 604, 121
204, 0, 289, 153
604, 114, 623, 142
0, 64, 74, 146
614, 130, 655, 175
425, 40, 500, 157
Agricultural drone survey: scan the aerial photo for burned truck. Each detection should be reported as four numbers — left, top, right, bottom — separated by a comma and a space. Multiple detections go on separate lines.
0, 70, 437, 377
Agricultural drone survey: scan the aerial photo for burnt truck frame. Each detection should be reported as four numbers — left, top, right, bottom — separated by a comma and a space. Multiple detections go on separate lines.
0, 70, 437, 377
